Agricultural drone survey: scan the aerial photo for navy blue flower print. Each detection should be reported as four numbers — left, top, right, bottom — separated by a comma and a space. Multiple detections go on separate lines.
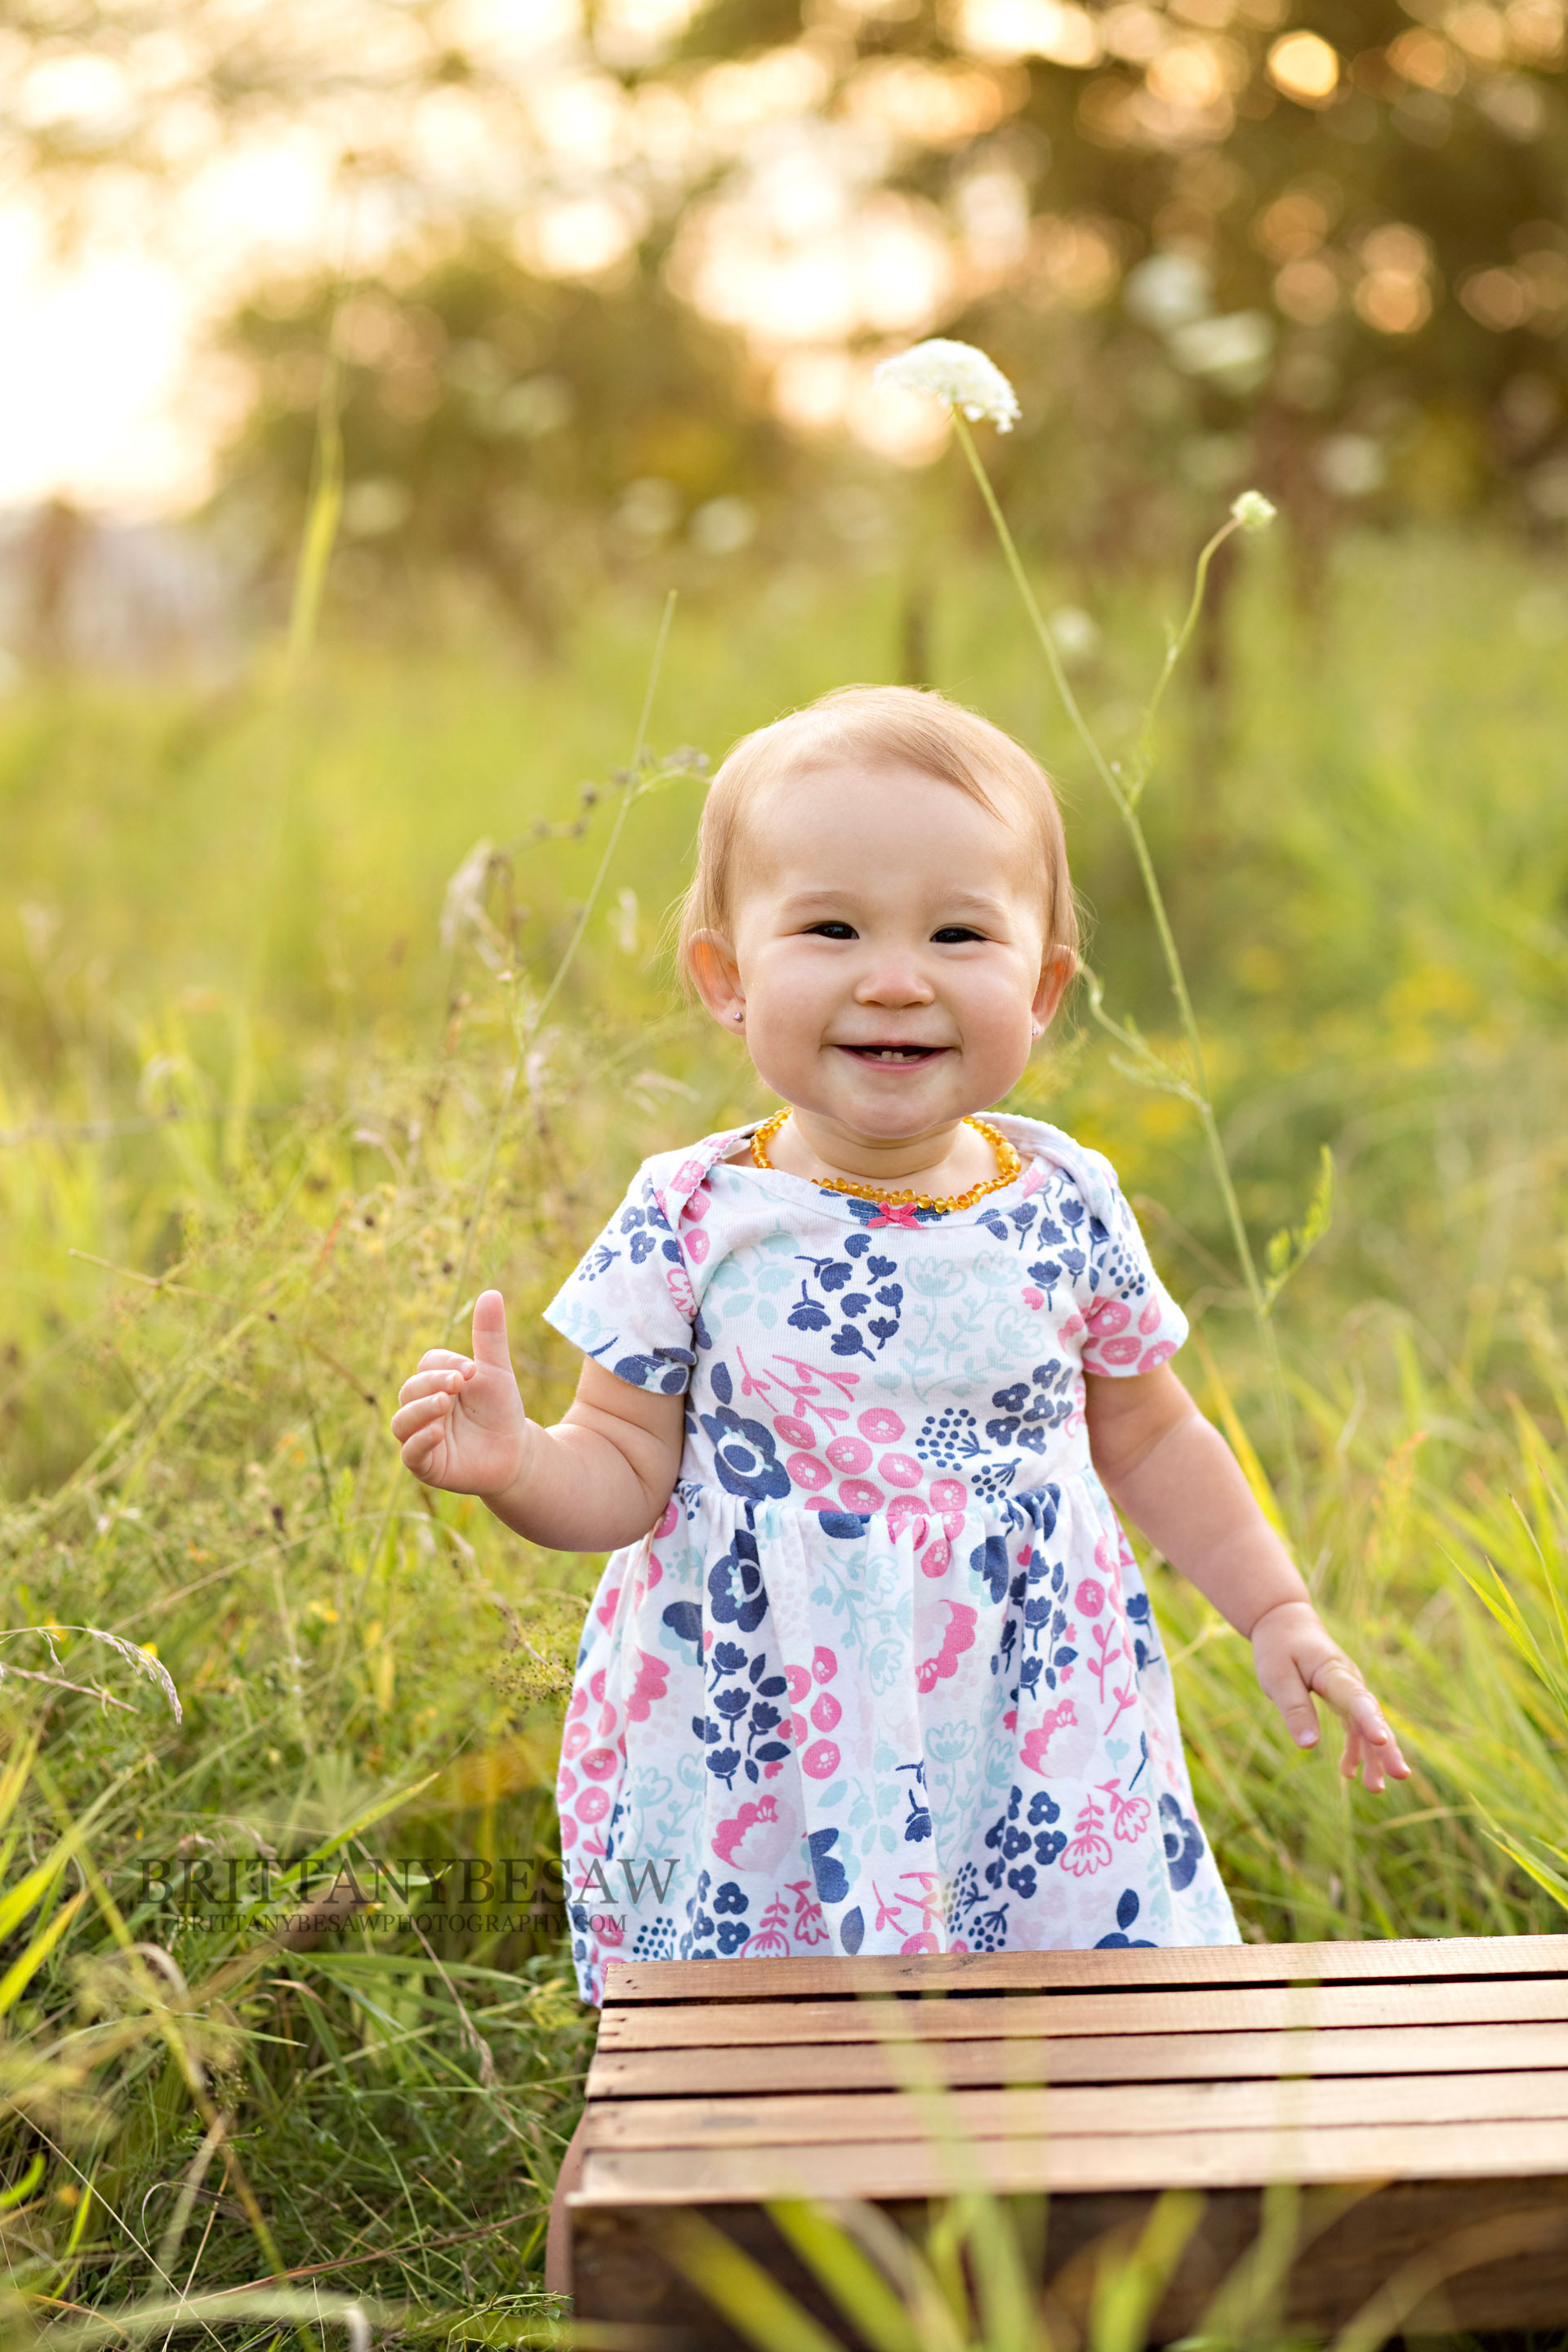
609, 1343, 694, 1394
1097, 1887, 1156, 1948
840, 1905, 865, 1953
786, 1236, 904, 1355
985, 1361, 1075, 1453
708, 1528, 768, 1634
1160, 1793, 1205, 1891
969, 1534, 1010, 1604
699, 1402, 791, 1501
808, 1827, 850, 1904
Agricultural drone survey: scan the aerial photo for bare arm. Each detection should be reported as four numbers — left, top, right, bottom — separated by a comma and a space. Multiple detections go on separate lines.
1085, 1364, 1411, 1794
390, 1290, 685, 1551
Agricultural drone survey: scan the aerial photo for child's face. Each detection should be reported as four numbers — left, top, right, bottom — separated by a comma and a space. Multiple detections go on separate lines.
693, 760, 1071, 1144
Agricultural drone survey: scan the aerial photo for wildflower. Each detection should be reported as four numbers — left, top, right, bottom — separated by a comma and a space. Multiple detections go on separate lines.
873, 339, 1020, 432
1231, 489, 1278, 532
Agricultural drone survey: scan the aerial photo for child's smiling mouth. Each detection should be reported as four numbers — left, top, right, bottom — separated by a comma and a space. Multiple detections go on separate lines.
836, 1043, 947, 1065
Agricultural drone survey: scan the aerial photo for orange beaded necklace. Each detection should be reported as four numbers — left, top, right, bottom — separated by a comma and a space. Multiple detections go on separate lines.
749, 1107, 1021, 1217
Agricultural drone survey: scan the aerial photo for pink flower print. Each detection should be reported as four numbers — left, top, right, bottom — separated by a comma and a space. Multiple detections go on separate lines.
879, 1452, 922, 1489
775, 1414, 816, 1449
811, 1690, 842, 1731
839, 1479, 884, 1512
887, 1495, 926, 1541
1063, 1793, 1111, 1878
917, 1598, 978, 1693
920, 1539, 951, 1579
684, 1187, 710, 1223
685, 1227, 710, 1263
1059, 1311, 1085, 1339
813, 1645, 838, 1684
558, 1765, 578, 1801
581, 1746, 619, 1781
597, 1913, 625, 1946
826, 1435, 871, 1474
787, 1453, 831, 1492
787, 1878, 829, 1945
1087, 1298, 1132, 1339
1022, 1287, 1045, 1311
593, 1581, 622, 1632
858, 1407, 905, 1443
654, 1500, 679, 1539
1075, 1578, 1106, 1618
713, 1793, 797, 1873
785, 1664, 811, 1703
624, 1650, 669, 1722
1019, 1697, 1097, 1780
559, 1815, 577, 1852
747, 1892, 792, 1958
803, 1738, 841, 1778
1094, 1536, 1117, 1577
1138, 1301, 1161, 1334
590, 1669, 608, 1703
902, 1931, 939, 1953
561, 1720, 590, 1762
1102, 1779, 1152, 1843
1138, 1342, 1176, 1371
791, 1711, 809, 1746
929, 1479, 968, 1512
664, 1263, 697, 1320
577, 1787, 611, 1824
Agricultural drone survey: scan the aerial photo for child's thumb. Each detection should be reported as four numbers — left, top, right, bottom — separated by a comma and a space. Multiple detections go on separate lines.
470, 1290, 514, 1373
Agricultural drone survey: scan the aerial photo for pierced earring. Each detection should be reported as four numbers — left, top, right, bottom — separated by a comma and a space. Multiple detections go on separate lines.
733, 1009, 745, 1024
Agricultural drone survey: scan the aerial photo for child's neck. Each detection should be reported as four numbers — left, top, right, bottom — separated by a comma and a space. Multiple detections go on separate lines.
762, 1109, 1004, 1197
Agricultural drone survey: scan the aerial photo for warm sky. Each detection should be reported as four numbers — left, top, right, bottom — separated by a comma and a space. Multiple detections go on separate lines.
0, 0, 1062, 513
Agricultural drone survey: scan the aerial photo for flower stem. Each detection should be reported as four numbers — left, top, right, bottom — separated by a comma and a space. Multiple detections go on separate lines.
440, 590, 678, 1343
952, 416, 1304, 1533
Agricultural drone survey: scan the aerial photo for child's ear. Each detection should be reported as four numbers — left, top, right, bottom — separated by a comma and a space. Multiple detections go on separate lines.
1031, 947, 1076, 1036
687, 930, 746, 1032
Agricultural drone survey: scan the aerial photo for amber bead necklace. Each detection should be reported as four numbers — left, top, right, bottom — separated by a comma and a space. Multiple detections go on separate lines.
749, 1106, 1021, 1216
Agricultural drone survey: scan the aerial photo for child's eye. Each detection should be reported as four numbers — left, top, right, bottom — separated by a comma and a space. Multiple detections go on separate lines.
932, 926, 987, 944
804, 921, 858, 940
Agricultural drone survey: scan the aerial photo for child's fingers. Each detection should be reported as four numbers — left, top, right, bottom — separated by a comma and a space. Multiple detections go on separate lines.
390, 1392, 453, 1442
1265, 1656, 1321, 1750
416, 1348, 473, 1374
471, 1290, 514, 1372
399, 1365, 470, 1406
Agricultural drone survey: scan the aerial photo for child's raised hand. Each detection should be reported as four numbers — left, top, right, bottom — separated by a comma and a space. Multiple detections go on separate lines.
1250, 1598, 1412, 1794
390, 1290, 532, 1500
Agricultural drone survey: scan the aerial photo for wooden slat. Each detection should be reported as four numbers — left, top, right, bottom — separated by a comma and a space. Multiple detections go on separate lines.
574, 2115, 1568, 2203
588, 2018, 1568, 2101
583, 2070, 1568, 2152
604, 1935, 1568, 2005
598, 1975, 1568, 2052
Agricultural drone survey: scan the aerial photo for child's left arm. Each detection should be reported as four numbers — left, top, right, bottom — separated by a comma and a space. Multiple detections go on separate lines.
1085, 1365, 1411, 1794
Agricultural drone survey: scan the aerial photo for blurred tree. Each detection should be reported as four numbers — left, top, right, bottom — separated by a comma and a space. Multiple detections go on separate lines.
213, 243, 794, 640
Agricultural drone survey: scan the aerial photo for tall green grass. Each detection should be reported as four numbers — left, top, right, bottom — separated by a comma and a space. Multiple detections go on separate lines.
3, 532, 1568, 2346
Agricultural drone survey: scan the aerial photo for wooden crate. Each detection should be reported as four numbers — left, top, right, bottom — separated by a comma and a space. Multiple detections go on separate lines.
570, 1936, 1568, 2345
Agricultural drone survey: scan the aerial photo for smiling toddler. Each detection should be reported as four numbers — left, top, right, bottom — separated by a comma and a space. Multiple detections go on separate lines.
393, 684, 1408, 2003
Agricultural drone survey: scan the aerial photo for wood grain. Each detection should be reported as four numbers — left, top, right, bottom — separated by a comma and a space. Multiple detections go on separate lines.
574, 2114, 1568, 2203
603, 1936, 1568, 2005
587, 2018, 1568, 2101
582, 2069, 1568, 2151
597, 1976, 1568, 2051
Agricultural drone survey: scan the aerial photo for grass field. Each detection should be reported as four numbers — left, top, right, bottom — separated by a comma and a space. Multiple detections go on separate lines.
4, 526, 1568, 2347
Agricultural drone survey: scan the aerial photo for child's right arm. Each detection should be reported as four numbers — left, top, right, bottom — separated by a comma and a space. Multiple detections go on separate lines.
390, 1290, 685, 1551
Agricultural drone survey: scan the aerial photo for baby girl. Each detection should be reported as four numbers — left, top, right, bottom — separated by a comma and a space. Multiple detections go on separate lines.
392, 682, 1408, 2232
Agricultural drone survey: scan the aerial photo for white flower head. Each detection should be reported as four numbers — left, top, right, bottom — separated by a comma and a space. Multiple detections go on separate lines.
1231, 488, 1278, 532
873, 339, 1020, 433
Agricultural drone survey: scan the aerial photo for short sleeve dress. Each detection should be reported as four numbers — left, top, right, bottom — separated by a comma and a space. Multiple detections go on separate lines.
544, 1113, 1240, 2005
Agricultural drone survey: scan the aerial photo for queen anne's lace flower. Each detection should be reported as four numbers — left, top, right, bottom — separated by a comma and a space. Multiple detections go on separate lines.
873, 339, 1021, 432
1231, 489, 1277, 531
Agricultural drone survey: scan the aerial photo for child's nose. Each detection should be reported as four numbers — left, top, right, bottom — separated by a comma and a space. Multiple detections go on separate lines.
854, 956, 935, 1005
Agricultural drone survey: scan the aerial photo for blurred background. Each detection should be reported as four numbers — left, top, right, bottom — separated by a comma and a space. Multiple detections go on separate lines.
5, 7, 1568, 2329
2, 0, 1564, 664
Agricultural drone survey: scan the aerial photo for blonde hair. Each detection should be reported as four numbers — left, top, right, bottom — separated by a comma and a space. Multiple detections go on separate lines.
675, 684, 1080, 988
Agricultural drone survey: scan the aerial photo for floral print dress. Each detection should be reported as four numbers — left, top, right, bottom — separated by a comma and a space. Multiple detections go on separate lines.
546, 1114, 1240, 2006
